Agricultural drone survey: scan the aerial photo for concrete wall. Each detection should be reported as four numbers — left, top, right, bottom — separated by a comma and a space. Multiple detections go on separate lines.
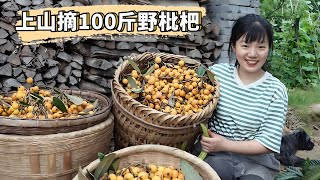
206, 0, 260, 63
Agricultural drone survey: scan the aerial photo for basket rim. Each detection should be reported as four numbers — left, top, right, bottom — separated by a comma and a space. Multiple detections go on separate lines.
111, 83, 207, 130
0, 89, 111, 124
0, 113, 114, 140
112, 52, 220, 124
73, 144, 221, 180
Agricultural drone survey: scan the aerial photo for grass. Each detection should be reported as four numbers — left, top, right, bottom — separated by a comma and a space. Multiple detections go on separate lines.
288, 85, 320, 108
288, 85, 320, 127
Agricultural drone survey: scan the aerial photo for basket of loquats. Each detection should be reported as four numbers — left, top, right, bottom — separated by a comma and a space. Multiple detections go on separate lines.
112, 52, 220, 150
0, 78, 112, 135
0, 113, 114, 180
73, 144, 221, 180
0, 78, 114, 179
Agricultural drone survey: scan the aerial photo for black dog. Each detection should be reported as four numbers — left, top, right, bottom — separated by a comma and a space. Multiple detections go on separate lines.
275, 128, 315, 167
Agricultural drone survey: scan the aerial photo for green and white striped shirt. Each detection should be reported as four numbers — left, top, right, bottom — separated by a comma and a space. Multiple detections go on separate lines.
209, 63, 288, 153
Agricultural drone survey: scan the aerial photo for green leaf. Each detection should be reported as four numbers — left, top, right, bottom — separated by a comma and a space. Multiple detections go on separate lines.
53, 87, 62, 94
86, 169, 95, 180
110, 159, 120, 172
0, 99, 11, 108
309, 160, 320, 166
200, 123, 209, 137
196, 64, 206, 76
144, 66, 155, 76
275, 172, 301, 180
286, 166, 303, 177
94, 153, 116, 180
78, 166, 89, 180
168, 93, 175, 108
180, 142, 187, 151
127, 76, 139, 89
30, 93, 44, 102
302, 166, 320, 180
180, 159, 203, 180
53, 97, 67, 113
128, 58, 141, 73
65, 93, 84, 105
206, 69, 215, 85
131, 88, 143, 93
98, 152, 105, 161
180, 58, 198, 65
19, 101, 29, 106
92, 99, 99, 109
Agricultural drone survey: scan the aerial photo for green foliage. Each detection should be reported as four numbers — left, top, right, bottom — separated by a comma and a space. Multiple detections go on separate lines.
261, 0, 320, 88
276, 159, 320, 180
288, 85, 320, 108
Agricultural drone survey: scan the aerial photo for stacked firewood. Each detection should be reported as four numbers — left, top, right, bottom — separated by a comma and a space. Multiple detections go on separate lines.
0, 0, 223, 94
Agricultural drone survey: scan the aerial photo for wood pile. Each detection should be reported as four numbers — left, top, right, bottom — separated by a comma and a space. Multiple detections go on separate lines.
0, 0, 223, 94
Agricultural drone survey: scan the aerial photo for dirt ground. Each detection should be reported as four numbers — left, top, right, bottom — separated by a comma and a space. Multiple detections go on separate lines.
288, 104, 320, 160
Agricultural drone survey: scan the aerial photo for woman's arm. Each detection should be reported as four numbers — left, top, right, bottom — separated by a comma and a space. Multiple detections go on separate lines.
200, 130, 272, 155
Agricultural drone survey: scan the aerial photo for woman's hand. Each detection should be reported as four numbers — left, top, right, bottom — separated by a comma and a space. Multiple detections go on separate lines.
200, 130, 228, 153
200, 130, 272, 155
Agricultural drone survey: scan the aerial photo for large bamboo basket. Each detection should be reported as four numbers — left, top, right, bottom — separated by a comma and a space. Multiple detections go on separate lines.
112, 52, 219, 149
113, 52, 220, 127
0, 90, 111, 135
73, 144, 221, 180
112, 87, 206, 150
0, 113, 114, 180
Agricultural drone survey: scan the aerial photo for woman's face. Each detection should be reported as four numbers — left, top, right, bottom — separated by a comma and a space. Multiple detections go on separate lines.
233, 35, 269, 74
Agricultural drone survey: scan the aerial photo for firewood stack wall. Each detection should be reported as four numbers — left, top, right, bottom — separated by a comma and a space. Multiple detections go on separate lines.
0, 0, 223, 95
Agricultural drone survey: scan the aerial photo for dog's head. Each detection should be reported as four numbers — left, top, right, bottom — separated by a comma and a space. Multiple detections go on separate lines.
292, 128, 315, 151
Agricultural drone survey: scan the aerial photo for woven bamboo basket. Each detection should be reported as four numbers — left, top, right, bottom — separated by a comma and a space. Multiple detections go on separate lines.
0, 89, 111, 135
113, 52, 220, 127
112, 86, 206, 150
112, 52, 219, 149
73, 144, 221, 180
0, 113, 114, 180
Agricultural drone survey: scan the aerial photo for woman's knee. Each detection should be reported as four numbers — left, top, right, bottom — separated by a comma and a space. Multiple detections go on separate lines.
204, 156, 236, 180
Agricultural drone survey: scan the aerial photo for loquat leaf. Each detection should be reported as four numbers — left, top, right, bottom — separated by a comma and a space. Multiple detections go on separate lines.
128, 58, 141, 74
65, 93, 83, 105
127, 76, 139, 89
197, 64, 206, 77
78, 166, 89, 180
53, 97, 67, 113
94, 153, 116, 180
206, 69, 216, 85
180, 58, 198, 65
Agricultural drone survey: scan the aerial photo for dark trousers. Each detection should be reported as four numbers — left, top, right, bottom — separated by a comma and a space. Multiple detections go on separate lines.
192, 142, 264, 180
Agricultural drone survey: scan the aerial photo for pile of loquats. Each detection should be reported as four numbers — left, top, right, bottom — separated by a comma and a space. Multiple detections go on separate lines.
102, 164, 185, 180
0, 77, 97, 119
121, 57, 216, 115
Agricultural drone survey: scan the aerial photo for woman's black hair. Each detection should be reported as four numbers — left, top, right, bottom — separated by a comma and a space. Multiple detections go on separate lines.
228, 14, 274, 71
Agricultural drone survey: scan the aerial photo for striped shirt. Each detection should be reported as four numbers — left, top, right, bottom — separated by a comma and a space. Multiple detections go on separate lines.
208, 63, 288, 153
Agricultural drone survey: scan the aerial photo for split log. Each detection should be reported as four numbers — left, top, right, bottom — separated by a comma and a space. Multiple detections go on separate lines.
0, 63, 12, 76
84, 57, 113, 70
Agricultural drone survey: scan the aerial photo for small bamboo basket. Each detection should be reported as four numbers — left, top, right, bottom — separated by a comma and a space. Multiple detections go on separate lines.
0, 90, 111, 135
0, 113, 114, 180
73, 144, 221, 180
112, 52, 220, 149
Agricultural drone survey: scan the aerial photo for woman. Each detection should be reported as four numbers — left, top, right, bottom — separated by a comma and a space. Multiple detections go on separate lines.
193, 14, 288, 180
